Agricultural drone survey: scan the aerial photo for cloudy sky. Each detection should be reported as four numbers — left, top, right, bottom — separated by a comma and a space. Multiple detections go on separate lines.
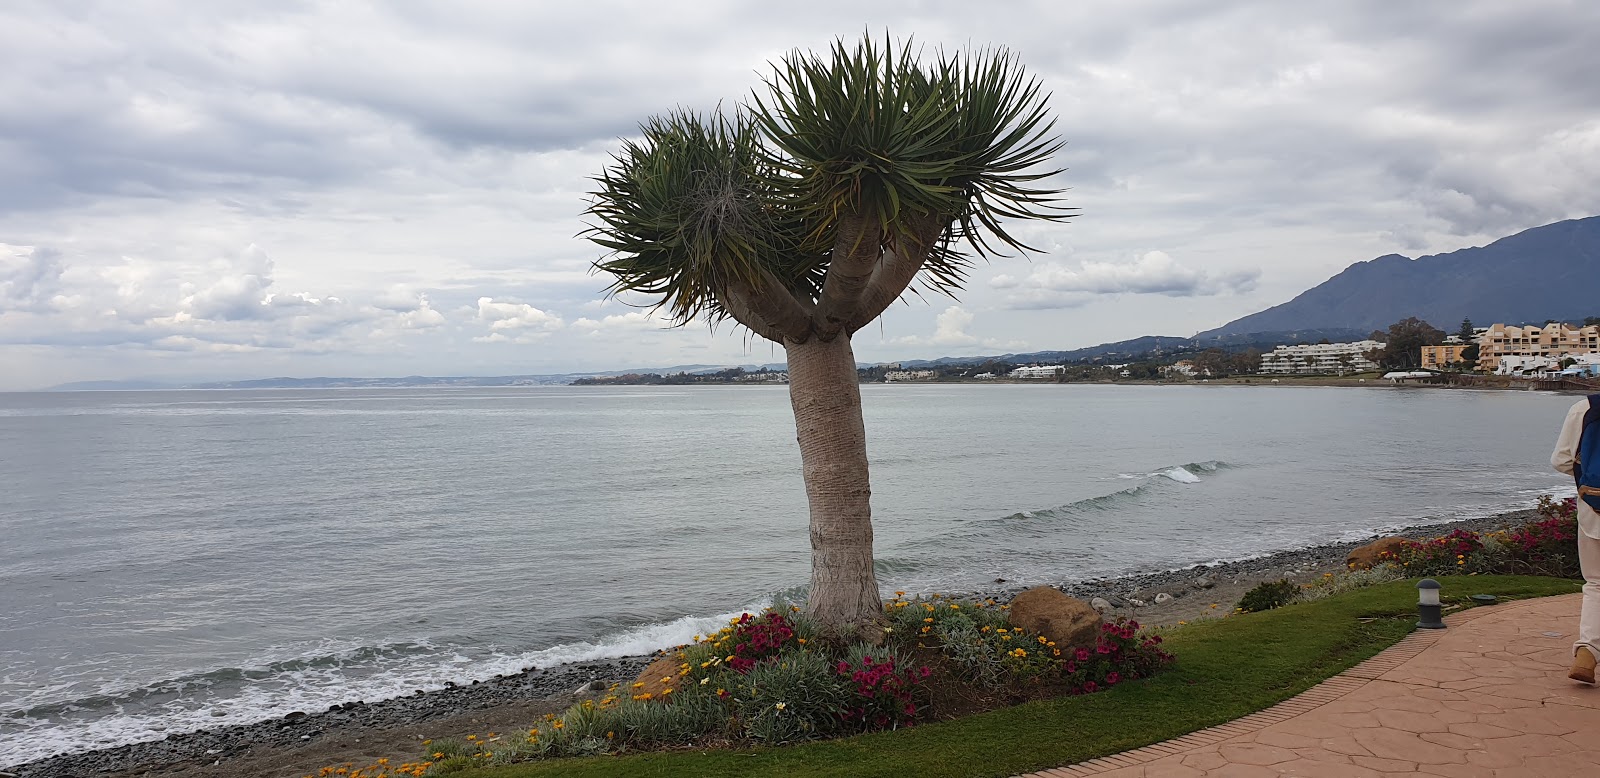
2, 1, 1598, 390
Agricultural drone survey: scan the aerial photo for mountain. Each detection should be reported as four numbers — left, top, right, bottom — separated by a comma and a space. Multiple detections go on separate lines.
893, 328, 1370, 368
1199, 215, 1600, 337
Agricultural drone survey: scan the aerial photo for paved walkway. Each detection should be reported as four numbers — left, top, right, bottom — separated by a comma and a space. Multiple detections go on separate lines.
1021, 593, 1600, 777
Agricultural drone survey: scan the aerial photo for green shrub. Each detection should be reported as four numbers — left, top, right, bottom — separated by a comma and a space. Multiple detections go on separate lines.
1238, 579, 1298, 612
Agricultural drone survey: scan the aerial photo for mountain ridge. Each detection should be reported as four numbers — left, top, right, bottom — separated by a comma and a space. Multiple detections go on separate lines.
1198, 215, 1600, 337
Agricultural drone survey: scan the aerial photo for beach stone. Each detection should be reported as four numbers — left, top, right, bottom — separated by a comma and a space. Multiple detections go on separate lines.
1154, 592, 1175, 604
629, 655, 682, 703
1195, 574, 1215, 589
1090, 597, 1113, 614
1347, 537, 1409, 570
1006, 586, 1102, 650
1128, 598, 1147, 607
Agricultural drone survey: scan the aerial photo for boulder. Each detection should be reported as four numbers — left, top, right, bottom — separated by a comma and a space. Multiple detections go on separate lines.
1195, 574, 1215, 589
1347, 537, 1410, 570
1007, 586, 1102, 650
629, 655, 683, 703
1153, 592, 1174, 605
1090, 597, 1113, 614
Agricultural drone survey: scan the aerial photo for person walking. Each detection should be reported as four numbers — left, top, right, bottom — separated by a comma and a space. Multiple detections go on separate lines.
1555, 394, 1600, 683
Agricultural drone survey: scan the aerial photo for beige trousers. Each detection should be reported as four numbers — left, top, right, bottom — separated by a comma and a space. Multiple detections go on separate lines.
1576, 502, 1600, 660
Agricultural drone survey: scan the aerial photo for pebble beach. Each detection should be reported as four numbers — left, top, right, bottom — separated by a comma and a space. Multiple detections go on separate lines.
8, 509, 1538, 778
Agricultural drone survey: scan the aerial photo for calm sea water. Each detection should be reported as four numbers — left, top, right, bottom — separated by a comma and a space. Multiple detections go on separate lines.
0, 385, 1581, 765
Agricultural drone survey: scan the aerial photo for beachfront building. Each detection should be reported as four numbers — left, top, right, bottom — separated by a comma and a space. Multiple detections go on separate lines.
883, 369, 935, 382
1258, 340, 1382, 375
1010, 365, 1064, 379
1162, 360, 1200, 377
1497, 352, 1600, 377
1420, 344, 1471, 370
1477, 322, 1600, 372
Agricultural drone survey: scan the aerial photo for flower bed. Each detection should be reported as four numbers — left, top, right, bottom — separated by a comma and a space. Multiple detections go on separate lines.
1237, 496, 1584, 614
351, 594, 1171, 774
1377, 496, 1580, 579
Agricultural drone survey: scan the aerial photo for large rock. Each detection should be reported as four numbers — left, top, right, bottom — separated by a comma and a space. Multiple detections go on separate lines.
629, 655, 683, 703
1346, 537, 1410, 570
1006, 586, 1102, 650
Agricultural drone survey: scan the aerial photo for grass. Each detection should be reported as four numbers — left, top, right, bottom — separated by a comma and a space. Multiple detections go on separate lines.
455, 576, 1578, 778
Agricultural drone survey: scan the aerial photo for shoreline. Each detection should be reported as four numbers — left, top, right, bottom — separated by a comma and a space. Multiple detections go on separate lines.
6, 508, 1547, 778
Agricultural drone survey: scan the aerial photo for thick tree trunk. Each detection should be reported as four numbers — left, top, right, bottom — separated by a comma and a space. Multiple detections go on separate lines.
784, 334, 883, 639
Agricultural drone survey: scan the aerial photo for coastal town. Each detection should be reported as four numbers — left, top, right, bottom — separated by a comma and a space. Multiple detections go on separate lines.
572, 317, 1600, 388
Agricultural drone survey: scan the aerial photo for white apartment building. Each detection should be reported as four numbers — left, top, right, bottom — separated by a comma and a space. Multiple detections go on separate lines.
883, 369, 936, 382
1162, 360, 1199, 377
1010, 365, 1064, 379
1496, 352, 1600, 377
1258, 341, 1382, 375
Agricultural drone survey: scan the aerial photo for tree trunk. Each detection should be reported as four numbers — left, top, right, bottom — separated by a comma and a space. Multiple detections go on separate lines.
784, 334, 883, 639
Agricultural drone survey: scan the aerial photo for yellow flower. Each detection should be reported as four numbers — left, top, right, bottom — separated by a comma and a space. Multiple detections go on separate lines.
923, 617, 934, 623
895, 591, 906, 597
797, 638, 807, 645
775, 702, 787, 710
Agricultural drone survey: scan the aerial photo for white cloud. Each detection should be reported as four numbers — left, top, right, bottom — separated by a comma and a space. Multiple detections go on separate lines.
472, 296, 563, 343
885, 306, 1025, 351
571, 310, 661, 334
992, 251, 1261, 310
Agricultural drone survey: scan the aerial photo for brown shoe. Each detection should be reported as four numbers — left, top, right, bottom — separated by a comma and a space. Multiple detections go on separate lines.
1570, 647, 1596, 684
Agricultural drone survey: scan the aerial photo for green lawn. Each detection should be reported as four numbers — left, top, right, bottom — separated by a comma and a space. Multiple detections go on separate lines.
464, 576, 1579, 778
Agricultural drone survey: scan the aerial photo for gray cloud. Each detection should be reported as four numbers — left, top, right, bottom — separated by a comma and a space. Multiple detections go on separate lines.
2, 0, 1599, 387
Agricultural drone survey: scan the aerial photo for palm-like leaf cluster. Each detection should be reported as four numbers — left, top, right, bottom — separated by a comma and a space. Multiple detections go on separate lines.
586, 35, 1070, 339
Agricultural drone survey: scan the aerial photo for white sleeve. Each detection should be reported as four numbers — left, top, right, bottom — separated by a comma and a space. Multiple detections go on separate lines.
1553, 400, 1587, 476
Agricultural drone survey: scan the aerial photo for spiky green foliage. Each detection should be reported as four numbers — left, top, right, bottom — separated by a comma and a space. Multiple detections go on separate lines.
585, 34, 1071, 339
588, 110, 827, 327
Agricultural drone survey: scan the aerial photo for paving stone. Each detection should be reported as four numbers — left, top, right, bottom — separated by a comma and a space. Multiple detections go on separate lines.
1017, 595, 1600, 777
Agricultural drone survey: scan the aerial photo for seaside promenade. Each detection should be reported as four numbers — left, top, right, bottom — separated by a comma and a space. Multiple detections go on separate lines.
1021, 593, 1600, 777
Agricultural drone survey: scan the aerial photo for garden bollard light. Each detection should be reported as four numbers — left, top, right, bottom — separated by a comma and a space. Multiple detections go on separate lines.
1417, 578, 1445, 629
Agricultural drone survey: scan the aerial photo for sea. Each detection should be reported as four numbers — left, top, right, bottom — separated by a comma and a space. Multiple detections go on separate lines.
0, 384, 1582, 766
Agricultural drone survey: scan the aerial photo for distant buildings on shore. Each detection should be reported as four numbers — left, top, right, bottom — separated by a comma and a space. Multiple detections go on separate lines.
1477, 322, 1600, 375
1259, 340, 1382, 375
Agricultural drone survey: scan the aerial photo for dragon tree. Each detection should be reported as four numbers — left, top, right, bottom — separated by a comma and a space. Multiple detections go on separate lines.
586, 36, 1070, 637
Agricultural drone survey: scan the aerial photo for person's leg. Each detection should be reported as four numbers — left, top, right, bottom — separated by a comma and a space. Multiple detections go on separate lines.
1571, 529, 1600, 683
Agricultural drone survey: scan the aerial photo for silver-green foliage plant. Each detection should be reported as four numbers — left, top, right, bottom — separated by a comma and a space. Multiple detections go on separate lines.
1296, 565, 1406, 602
735, 649, 849, 742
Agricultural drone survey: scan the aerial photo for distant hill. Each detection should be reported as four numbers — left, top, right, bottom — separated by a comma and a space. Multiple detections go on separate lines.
893, 328, 1370, 368
1199, 215, 1600, 337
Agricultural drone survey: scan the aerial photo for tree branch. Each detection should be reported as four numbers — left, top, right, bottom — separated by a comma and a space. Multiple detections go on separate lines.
722, 271, 815, 344
811, 214, 883, 341
845, 213, 948, 334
